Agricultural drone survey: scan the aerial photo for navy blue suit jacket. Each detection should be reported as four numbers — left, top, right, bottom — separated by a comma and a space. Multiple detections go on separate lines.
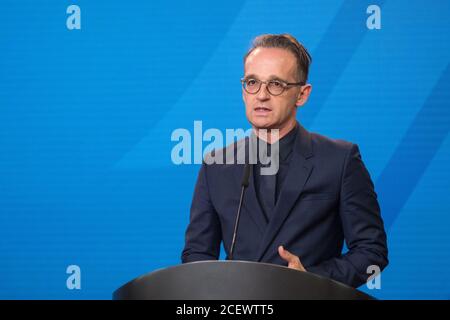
181, 124, 388, 288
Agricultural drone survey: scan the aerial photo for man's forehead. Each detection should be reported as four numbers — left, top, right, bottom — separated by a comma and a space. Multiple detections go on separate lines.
246, 47, 296, 64
243, 73, 285, 81
244, 47, 297, 77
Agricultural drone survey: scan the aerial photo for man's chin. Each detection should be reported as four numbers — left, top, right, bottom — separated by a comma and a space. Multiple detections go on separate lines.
249, 119, 276, 130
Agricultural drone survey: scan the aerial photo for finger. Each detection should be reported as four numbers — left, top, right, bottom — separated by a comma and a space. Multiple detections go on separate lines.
278, 246, 296, 262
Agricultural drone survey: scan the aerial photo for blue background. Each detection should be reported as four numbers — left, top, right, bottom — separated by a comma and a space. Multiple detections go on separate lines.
1, 0, 449, 299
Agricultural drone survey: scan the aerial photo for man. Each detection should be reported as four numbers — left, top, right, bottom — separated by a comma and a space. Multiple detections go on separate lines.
181, 34, 388, 288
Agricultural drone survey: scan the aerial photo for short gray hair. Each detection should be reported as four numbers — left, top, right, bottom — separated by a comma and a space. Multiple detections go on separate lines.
243, 33, 312, 84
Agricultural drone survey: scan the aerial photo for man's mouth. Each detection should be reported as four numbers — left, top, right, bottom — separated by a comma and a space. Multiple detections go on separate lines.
254, 106, 272, 113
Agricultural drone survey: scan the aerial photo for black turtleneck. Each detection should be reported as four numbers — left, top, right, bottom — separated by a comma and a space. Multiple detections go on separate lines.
253, 123, 298, 221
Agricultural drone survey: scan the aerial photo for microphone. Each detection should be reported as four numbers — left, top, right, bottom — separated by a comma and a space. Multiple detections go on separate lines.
229, 163, 251, 260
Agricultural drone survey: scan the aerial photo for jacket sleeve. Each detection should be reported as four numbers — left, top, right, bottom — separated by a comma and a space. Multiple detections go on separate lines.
307, 144, 389, 288
181, 163, 222, 263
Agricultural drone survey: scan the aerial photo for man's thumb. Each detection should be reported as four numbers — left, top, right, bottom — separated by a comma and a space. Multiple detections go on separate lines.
278, 245, 294, 261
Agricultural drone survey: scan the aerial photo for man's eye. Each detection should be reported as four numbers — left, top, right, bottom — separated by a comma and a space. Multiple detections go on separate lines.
270, 81, 282, 87
247, 79, 257, 86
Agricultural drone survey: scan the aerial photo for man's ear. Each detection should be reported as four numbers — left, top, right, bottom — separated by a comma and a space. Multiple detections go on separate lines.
295, 84, 312, 107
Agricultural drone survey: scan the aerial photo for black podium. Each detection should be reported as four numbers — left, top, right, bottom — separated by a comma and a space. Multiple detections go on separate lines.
113, 261, 373, 300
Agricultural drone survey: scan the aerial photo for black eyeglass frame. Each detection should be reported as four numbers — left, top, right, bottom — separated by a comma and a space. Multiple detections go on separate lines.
241, 77, 304, 96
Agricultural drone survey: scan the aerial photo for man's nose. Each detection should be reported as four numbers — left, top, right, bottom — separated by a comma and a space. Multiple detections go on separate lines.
256, 83, 270, 100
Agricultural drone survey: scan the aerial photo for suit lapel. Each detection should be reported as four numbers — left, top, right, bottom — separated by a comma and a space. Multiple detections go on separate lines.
232, 137, 268, 236
244, 165, 269, 233
256, 124, 314, 261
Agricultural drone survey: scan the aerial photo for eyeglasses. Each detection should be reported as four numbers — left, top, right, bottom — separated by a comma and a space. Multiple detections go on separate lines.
241, 77, 304, 96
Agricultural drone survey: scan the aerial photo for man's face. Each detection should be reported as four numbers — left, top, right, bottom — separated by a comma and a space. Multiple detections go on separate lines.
243, 47, 310, 133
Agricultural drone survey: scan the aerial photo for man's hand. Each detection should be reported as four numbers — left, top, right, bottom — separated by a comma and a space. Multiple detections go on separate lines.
278, 246, 306, 272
